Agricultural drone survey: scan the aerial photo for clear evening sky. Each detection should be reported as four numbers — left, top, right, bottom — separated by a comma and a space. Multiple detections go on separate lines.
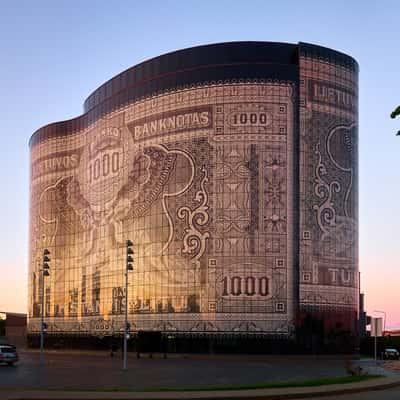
0, 1, 398, 327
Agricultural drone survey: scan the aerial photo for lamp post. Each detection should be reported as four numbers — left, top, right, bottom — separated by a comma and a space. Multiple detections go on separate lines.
123, 240, 134, 370
40, 249, 51, 355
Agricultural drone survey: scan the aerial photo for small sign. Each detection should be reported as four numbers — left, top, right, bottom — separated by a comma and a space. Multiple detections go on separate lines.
371, 317, 383, 337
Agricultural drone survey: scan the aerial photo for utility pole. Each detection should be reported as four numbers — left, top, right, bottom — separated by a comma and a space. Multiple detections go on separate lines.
40, 249, 51, 357
123, 240, 134, 370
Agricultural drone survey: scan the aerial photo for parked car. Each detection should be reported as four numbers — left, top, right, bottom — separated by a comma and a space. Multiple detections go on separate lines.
382, 348, 400, 360
0, 345, 19, 366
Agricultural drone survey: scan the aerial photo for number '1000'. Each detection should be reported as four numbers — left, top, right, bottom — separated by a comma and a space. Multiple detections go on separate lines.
88, 152, 120, 183
232, 112, 269, 126
222, 276, 269, 297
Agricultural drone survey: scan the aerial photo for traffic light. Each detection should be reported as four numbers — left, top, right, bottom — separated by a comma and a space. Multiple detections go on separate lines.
40, 249, 51, 353
124, 241, 134, 370
43, 249, 50, 276
126, 240, 134, 271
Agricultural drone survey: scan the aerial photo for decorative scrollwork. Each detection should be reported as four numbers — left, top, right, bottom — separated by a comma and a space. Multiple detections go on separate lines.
177, 166, 210, 261
313, 142, 341, 237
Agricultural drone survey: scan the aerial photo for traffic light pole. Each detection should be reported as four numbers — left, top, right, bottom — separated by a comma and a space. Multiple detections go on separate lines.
40, 265, 44, 355
123, 240, 134, 370
40, 249, 50, 358
123, 268, 128, 370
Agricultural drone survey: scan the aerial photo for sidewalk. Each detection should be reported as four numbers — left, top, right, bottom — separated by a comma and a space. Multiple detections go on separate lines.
355, 358, 400, 377
2, 375, 400, 400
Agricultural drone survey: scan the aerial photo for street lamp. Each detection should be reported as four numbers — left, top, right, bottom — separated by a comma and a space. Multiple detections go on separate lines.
123, 240, 134, 370
40, 249, 51, 355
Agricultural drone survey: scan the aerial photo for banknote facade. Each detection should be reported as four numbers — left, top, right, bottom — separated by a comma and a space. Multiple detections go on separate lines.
28, 42, 358, 342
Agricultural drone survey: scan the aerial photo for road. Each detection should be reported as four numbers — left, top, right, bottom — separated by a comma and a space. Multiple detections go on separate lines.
297, 387, 400, 399
0, 350, 349, 391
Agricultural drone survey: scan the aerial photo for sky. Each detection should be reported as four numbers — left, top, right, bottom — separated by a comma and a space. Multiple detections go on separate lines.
0, 0, 399, 327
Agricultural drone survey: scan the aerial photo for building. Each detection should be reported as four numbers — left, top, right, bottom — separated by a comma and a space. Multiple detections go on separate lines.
384, 330, 400, 337
28, 42, 358, 352
0, 312, 27, 347
359, 293, 368, 338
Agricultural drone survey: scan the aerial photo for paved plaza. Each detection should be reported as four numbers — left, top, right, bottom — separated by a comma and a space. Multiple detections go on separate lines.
0, 351, 350, 391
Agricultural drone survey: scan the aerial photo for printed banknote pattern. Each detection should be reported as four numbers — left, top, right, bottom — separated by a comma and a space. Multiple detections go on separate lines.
29, 83, 296, 335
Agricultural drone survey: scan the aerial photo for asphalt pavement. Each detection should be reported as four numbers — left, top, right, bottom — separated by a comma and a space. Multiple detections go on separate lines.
0, 350, 349, 391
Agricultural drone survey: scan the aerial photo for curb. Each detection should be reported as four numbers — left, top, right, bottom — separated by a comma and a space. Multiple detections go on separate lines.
3, 377, 400, 400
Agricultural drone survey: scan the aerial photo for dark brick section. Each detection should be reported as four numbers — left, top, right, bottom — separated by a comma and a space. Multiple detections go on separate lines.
298, 42, 359, 72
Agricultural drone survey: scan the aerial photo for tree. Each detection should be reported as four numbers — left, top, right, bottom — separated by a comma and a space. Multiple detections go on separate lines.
391, 106, 400, 135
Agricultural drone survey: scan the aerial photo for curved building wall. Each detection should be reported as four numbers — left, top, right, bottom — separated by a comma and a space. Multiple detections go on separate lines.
298, 43, 358, 336
28, 42, 358, 345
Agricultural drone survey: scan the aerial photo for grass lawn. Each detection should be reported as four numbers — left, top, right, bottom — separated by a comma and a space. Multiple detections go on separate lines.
144, 374, 383, 392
